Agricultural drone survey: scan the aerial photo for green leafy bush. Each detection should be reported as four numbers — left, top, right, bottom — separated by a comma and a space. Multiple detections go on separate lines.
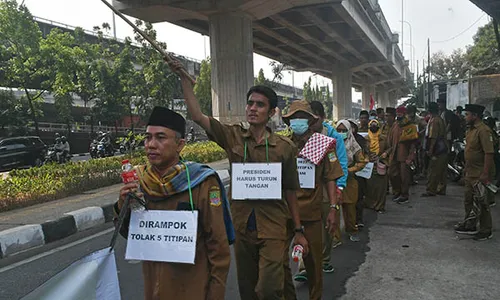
0, 142, 226, 212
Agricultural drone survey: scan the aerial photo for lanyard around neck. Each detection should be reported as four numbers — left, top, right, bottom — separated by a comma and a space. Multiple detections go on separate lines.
180, 161, 194, 212
243, 137, 269, 163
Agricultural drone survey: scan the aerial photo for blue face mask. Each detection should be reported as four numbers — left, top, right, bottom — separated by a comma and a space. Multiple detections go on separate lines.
339, 132, 348, 140
290, 118, 309, 135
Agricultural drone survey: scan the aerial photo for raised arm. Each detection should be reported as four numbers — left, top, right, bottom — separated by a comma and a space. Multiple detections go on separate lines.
169, 60, 212, 133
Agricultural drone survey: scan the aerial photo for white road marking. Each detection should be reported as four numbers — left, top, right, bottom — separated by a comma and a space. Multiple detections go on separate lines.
0, 227, 114, 274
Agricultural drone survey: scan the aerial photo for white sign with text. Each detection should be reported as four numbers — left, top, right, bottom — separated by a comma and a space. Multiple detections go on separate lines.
125, 210, 198, 264
297, 158, 315, 189
355, 162, 374, 179
231, 163, 282, 200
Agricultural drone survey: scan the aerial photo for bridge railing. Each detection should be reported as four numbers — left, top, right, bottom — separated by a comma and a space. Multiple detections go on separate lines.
33, 122, 146, 134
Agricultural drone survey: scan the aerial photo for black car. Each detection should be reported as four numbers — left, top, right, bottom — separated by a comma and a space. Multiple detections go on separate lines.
0, 136, 47, 172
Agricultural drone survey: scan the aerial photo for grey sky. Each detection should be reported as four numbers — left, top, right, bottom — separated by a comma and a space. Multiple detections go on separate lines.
23, 0, 489, 99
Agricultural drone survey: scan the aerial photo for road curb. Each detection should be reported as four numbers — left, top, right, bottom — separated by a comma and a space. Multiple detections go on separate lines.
0, 170, 230, 259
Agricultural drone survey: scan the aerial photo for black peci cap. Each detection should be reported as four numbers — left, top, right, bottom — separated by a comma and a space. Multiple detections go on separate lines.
464, 104, 485, 115
386, 107, 396, 114
147, 106, 186, 138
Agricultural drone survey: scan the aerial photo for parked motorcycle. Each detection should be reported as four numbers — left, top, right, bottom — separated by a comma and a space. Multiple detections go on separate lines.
448, 139, 465, 182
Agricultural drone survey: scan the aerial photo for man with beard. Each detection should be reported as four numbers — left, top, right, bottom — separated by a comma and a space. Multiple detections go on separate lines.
282, 100, 343, 300
454, 104, 494, 241
169, 60, 308, 300
381, 106, 418, 204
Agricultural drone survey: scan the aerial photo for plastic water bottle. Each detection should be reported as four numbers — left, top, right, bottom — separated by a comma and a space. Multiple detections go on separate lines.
121, 159, 145, 211
292, 245, 304, 263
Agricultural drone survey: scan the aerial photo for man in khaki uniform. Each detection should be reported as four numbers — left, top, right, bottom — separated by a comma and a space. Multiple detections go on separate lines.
421, 102, 448, 196
382, 106, 417, 203
454, 104, 494, 241
169, 61, 308, 299
115, 107, 233, 300
282, 101, 343, 300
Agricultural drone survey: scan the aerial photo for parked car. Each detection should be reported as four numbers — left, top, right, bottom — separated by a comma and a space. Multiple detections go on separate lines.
0, 136, 47, 172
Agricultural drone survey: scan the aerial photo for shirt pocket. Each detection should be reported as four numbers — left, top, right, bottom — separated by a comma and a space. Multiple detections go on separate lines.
231, 145, 245, 162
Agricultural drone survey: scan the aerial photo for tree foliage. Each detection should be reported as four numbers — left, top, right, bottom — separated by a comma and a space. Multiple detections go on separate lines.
431, 49, 468, 81
194, 58, 212, 116
255, 68, 269, 86
467, 21, 499, 71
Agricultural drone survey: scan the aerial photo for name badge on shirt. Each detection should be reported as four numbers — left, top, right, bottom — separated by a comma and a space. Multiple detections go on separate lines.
126, 210, 198, 264
297, 158, 315, 189
231, 162, 282, 200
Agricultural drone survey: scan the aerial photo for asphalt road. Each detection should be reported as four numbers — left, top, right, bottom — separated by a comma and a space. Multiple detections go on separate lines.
1, 181, 499, 300
0, 213, 375, 300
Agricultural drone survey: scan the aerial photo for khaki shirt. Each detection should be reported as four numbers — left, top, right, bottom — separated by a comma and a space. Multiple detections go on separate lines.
116, 175, 230, 300
465, 121, 495, 178
208, 117, 300, 240
292, 135, 344, 221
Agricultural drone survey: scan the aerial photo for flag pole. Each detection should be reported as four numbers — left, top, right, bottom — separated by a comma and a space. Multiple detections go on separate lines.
100, 0, 196, 85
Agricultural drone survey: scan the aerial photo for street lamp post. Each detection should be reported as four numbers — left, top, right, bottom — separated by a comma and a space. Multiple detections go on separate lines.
400, 20, 413, 72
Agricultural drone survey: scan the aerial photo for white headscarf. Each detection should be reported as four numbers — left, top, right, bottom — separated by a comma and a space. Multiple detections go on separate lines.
336, 119, 362, 165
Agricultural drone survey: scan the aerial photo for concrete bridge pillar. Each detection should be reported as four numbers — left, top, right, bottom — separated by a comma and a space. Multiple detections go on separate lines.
209, 12, 254, 124
331, 67, 353, 121
377, 89, 390, 108
361, 84, 376, 110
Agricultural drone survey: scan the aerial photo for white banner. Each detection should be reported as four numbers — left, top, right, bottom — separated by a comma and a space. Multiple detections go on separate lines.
231, 163, 282, 200
297, 158, 315, 189
355, 162, 374, 179
126, 210, 198, 264
22, 248, 120, 300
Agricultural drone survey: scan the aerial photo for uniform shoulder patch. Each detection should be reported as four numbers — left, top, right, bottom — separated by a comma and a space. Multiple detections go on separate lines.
209, 186, 221, 207
328, 152, 337, 162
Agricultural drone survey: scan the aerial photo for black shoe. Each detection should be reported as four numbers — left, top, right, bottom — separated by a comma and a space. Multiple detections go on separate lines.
377, 209, 386, 214
392, 194, 401, 202
473, 232, 493, 241
396, 197, 409, 204
454, 224, 478, 235
357, 222, 365, 228
322, 264, 335, 273
421, 192, 436, 197
490, 201, 496, 207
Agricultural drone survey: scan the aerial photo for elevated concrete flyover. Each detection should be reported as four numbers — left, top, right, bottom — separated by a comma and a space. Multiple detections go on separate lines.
112, 0, 411, 121
470, 0, 500, 20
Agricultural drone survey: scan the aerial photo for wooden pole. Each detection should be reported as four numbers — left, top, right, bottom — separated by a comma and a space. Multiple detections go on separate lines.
100, 0, 196, 85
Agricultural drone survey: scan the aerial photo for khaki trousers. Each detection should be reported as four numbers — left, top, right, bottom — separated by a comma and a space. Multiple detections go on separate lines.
235, 230, 287, 300
426, 154, 448, 194
389, 161, 411, 197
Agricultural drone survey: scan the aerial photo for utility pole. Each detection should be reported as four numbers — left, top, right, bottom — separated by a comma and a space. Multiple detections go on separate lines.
112, 12, 117, 39
401, 0, 404, 59
423, 59, 426, 108
427, 38, 431, 105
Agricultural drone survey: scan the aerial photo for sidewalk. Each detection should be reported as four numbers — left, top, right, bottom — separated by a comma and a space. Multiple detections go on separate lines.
0, 159, 229, 258
340, 181, 500, 300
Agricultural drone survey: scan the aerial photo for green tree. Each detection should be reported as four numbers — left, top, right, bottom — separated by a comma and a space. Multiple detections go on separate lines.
255, 68, 268, 86
467, 21, 500, 71
303, 77, 313, 101
133, 20, 179, 120
431, 49, 468, 80
194, 58, 212, 116
73, 27, 100, 132
269, 61, 287, 84
0, 0, 46, 135
0, 89, 25, 133
323, 85, 332, 119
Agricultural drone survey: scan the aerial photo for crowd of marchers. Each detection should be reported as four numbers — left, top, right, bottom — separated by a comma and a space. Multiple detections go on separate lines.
111, 59, 496, 300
